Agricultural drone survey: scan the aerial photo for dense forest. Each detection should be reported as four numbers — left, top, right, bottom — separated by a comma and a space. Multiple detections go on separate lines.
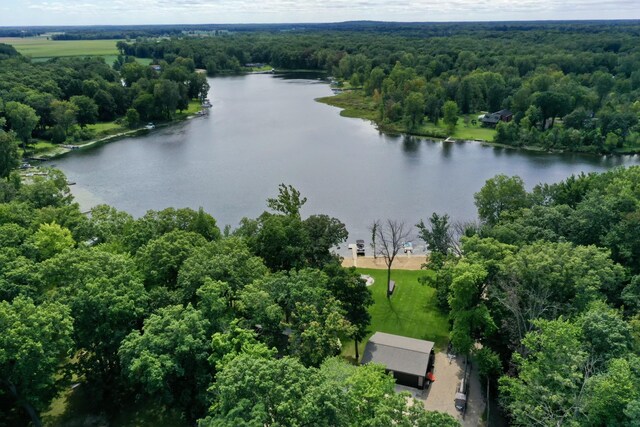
0, 45, 208, 149
115, 21, 640, 153
424, 167, 640, 426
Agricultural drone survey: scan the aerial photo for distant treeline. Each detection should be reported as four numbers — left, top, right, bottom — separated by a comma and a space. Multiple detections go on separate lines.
2, 20, 640, 39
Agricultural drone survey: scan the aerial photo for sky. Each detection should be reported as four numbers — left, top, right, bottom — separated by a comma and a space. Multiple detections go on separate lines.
1, 0, 639, 26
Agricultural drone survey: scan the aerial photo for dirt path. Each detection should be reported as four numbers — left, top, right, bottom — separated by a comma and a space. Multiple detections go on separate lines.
341, 255, 426, 270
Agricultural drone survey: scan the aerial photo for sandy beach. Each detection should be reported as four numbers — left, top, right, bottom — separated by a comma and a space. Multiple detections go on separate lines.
341, 255, 426, 270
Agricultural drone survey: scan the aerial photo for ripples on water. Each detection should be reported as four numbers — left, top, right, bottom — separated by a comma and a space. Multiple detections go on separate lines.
56, 74, 639, 251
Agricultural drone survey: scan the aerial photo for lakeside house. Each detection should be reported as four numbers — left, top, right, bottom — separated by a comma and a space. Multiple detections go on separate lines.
479, 109, 513, 127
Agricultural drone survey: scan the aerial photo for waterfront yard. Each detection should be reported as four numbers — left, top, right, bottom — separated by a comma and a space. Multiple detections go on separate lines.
317, 90, 496, 141
342, 268, 450, 360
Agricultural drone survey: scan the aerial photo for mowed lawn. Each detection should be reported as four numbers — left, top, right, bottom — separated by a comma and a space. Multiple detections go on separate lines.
418, 115, 497, 141
0, 37, 120, 59
343, 268, 450, 360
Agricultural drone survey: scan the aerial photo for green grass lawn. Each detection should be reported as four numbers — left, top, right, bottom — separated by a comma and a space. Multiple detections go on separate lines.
245, 64, 273, 72
175, 100, 203, 120
135, 57, 154, 66
86, 121, 124, 134
418, 116, 496, 141
25, 140, 66, 157
342, 268, 450, 360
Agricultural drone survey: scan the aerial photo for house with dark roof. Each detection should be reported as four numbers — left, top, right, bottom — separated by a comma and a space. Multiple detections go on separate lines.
479, 109, 513, 127
497, 109, 513, 122
360, 332, 435, 389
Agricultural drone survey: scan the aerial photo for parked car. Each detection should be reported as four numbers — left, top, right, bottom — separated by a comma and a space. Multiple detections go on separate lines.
356, 239, 365, 256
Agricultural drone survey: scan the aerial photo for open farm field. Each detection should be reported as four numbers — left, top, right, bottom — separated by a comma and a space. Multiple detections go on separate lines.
0, 37, 120, 59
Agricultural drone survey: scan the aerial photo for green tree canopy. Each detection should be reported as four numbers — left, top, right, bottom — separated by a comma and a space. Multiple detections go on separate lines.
4, 101, 39, 147
0, 296, 73, 427
0, 130, 20, 179
474, 174, 530, 225
119, 304, 212, 420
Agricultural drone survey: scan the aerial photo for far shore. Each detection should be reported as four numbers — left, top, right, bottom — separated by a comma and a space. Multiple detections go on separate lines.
316, 91, 640, 156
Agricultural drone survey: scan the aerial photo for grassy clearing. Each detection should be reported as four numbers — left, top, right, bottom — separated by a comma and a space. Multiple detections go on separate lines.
316, 91, 379, 121
342, 268, 450, 360
135, 57, 154, 66
246, 64, 273, 72
175, 100, 203, 120
24, 140, 67, 157
1, 37, 121, 59
417, 116, 497, 141
86, 121, 124, 135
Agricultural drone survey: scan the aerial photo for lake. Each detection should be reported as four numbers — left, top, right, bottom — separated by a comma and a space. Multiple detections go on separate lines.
55, 74, 639, 250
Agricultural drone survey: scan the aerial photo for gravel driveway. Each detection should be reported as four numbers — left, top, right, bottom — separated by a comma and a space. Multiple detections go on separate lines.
395, 352, 485, 426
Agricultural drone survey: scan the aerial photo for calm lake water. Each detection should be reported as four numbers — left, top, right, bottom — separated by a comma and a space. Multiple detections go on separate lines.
55, 74, 639, 249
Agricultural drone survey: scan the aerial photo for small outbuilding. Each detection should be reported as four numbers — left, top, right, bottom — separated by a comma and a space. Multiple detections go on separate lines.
361, 332, 435, 389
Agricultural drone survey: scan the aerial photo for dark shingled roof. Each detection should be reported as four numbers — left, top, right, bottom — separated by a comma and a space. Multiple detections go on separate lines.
361, 332, 434, 377
480, 113, 501, 124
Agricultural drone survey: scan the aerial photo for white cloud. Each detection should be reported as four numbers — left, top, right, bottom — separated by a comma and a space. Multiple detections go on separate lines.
6, 0, 640, 25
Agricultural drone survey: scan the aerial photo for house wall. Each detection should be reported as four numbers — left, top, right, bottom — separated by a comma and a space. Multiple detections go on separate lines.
388, 370, 425, 389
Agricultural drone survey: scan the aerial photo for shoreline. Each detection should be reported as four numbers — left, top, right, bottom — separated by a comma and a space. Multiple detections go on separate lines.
26, 111, 205, 161
317, 92, 640, 157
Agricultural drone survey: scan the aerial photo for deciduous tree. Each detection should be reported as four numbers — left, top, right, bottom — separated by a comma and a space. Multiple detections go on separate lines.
4, 101, 39, 149
0, 296, 73, 427
474, 174, 530, 225
373, 219, 411, 298
443, 100, 459, 134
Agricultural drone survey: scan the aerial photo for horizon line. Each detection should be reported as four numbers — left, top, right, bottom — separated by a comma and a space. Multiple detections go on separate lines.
2, 18, 640, 29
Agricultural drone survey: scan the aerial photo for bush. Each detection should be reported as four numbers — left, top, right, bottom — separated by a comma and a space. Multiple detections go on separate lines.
68, 126, 96, 142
